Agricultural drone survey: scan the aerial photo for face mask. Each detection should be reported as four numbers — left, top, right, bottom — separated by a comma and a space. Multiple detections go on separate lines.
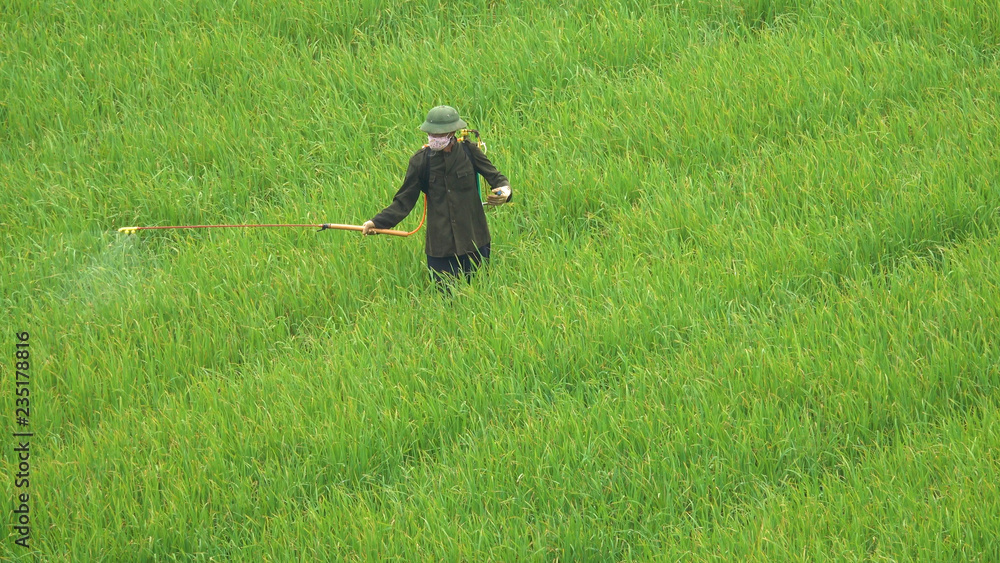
427, 135, 452, 151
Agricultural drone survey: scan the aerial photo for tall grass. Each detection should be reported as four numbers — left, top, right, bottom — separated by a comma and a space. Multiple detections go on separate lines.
2, 0, 999, 559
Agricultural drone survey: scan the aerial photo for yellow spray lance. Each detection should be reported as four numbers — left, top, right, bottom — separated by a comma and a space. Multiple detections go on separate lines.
118, 194, 428, 236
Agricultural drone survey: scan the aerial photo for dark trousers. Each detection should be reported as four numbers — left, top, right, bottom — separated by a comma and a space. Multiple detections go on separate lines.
426, 245, 491, 285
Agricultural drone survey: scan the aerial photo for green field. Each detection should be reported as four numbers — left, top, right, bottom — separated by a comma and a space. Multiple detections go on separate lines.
3, 0, 999, 559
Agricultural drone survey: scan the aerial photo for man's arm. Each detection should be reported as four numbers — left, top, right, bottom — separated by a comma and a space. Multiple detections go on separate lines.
466, 141, 512, 205
370, 152, 425, 229
466, 142, 509, 190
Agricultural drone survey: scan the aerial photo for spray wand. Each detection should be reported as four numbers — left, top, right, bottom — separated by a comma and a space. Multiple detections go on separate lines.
118, 195, 427, 237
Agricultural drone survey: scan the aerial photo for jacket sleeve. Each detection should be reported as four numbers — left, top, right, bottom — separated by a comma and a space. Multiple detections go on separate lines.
371, 151, 425, 229
465, 142, 509, 189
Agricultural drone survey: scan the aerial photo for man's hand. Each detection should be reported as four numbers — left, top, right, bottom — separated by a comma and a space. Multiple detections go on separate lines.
487, 185, 512, 206
362, 220, 377, 235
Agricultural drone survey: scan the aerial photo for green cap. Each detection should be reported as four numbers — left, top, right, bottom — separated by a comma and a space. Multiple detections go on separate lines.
419, 105, 467, 134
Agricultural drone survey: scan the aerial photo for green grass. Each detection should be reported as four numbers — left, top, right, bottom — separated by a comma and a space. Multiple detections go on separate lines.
2, 0, 999, 559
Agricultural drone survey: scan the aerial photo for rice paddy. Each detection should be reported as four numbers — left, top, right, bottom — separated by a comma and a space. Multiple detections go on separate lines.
2, 0, 999, 559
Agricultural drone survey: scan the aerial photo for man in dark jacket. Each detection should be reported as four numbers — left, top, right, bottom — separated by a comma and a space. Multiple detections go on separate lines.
362, 105, 512, 284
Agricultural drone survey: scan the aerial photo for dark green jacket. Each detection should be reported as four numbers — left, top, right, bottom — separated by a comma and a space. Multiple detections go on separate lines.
372, 140, 509, 257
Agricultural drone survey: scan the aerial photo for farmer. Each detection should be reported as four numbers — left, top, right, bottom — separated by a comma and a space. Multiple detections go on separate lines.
362, 105, 512, 285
